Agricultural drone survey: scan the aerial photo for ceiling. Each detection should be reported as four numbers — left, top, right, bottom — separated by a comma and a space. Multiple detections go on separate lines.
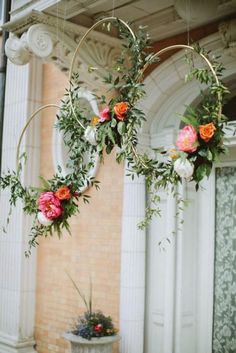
8, 0, 236, 42
60, 0, 236, 41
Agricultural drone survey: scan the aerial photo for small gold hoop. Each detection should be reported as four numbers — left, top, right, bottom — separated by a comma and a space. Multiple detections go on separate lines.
16, 104, 60, 170
140, 44, 222, 120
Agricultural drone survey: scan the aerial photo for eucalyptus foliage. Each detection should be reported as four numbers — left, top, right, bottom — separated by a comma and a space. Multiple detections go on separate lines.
0, 19, 230, 254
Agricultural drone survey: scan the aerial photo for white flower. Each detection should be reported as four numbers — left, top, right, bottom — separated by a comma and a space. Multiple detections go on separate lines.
37, 212, 53, 226
84, 126, 97, 145
174, 158, 194, 180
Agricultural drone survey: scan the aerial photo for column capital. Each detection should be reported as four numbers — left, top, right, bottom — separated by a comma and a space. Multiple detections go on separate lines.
3, 11, 121, 88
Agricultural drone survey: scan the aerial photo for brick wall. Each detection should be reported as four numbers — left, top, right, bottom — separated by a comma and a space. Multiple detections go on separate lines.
35, 20, 220, 353
35, 63, 123, 353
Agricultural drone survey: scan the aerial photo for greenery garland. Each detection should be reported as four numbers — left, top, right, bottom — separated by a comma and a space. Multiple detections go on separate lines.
0, 18, 231, 255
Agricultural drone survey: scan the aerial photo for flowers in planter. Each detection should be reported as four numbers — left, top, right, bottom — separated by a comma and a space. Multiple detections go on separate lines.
74, 311, 117, 340
67, 274, 117, 340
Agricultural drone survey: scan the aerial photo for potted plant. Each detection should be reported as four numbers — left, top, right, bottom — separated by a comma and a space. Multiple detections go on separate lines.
64, 274, 120, 353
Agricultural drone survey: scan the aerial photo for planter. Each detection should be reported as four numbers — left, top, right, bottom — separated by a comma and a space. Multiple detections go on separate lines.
64, 333, 120, 353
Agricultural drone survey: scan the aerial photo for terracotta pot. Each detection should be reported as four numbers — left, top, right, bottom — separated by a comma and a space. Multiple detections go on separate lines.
64, 333, 120, 353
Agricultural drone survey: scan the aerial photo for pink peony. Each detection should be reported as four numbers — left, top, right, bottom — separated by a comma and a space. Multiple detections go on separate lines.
38, 192, 63, 219
176, 125, 198, 153
99, 107, 110, 122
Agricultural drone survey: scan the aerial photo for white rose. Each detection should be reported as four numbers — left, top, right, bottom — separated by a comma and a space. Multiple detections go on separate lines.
174, 158, 194, 180
37, 212, 53, 226
84, 126, 97, 145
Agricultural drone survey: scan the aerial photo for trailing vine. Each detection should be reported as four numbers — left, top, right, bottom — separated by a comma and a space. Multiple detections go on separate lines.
0, 18, 231, 255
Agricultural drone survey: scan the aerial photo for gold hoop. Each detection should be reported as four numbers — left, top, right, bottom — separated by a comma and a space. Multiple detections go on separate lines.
69, 17, 136, 81
16, 22, 223, 171
140, 44, 222, 119
16, 104, 60, 170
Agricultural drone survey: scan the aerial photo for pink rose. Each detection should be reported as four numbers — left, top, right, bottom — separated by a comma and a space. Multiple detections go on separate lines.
38, 192, 63, 219
176, 125, 198, 153
99, 107, 110, 122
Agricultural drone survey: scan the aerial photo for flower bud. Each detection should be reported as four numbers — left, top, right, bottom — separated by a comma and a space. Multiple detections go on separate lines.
174, 158, 194, 180
37, 212, 53, 226
84, 126, 97, 145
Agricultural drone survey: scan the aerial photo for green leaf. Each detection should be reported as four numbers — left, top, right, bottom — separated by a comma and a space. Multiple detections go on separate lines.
38, 176, 51, 189
97, 143, 104, 152
180, 115, 199, 128
198, 149, 207, 157
195, 163, 212, 181
196, 164, 207, 181
117, 121, 126, 135
106, 144, 113, 154
108, 128, 116, 144
114, 76, 120, 86
207, 149, 213, 161
111, 118, 117, 128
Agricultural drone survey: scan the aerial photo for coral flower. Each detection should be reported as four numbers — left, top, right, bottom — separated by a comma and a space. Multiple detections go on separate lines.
38, 192, 63, 219
176, 125, 198, 153
199, 122, 216, 142
99, 107, 110, 122
114, 102, 129, 121
55, 186, 71, 200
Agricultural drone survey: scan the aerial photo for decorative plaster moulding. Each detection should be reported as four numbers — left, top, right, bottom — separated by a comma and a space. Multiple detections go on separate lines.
219, 18, 236, 57
2, 11, 121, 86
2, 10, 119, 43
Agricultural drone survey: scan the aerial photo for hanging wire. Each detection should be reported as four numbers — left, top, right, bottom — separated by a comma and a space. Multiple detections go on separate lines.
186, 0, 190, 45
112, 0, 115, 17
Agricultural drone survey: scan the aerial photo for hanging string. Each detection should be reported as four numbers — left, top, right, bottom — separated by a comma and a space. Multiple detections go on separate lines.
56, 1, 59, 58
186, 0, 190, 45
112, 0, 115, 18
55, 1, 68, 68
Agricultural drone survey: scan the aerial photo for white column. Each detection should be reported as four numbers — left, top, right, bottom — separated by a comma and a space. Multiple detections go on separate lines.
119, 170, 146, 353
0, 57, 42, 353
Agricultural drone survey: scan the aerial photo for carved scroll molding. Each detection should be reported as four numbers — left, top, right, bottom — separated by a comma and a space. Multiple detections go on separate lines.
3, 11, 121, 89
219, 18, 236, 58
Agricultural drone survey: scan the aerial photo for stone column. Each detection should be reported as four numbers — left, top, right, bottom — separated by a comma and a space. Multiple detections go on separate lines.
0, 57, 42, 353
119, 170, 146, 353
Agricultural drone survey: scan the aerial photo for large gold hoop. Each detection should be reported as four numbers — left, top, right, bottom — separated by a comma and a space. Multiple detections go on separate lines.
69, 17, 136, 81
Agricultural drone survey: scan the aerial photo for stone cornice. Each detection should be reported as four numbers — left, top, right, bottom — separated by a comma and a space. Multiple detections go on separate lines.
2, 10, 120, 47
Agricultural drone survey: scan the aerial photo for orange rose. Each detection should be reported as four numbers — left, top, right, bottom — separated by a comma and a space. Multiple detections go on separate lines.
55, 186, 71, 200
114, 102, 129, 121
199, 122, 216, 142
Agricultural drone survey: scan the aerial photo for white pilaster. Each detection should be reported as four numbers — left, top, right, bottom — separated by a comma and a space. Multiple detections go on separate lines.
163, 191, 177, 353
0, 57, 42, 353
119, 171, 146, 353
